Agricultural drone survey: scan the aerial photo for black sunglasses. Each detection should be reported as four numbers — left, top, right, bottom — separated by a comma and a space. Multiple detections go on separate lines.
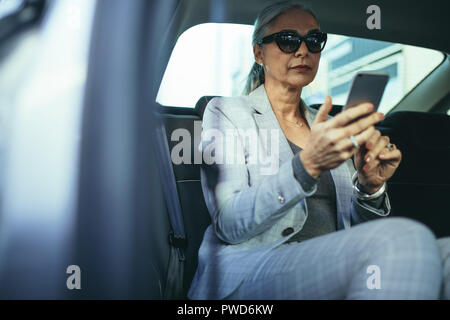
257, 30, 327, 54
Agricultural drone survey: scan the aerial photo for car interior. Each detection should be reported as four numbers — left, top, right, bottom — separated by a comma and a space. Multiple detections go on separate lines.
0, 0, 449, 300
155, 0, 450, 299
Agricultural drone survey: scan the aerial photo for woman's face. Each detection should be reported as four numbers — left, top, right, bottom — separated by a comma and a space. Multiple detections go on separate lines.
254, 9, 322, 90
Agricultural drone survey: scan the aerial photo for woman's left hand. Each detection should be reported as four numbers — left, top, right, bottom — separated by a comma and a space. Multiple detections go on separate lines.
353, 128, 402, 194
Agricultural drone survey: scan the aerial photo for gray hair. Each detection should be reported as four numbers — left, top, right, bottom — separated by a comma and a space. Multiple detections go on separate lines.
243, 1, 319, 95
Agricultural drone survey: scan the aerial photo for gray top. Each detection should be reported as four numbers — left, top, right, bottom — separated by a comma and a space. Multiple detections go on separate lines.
286, 141, 337, 243
287, 140, 386, 243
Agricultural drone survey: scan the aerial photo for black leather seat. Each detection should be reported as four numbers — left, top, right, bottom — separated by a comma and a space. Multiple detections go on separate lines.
309, 103, 343, 116
194, 95, 218, 118
195, 99, 343, 118
377, 111, 450, 237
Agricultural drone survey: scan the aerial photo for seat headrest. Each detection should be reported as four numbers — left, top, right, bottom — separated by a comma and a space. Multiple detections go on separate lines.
194, 96, 219, 119
309, 104, 343, 116
380, 111, 450, 148
194, 97, 343, 119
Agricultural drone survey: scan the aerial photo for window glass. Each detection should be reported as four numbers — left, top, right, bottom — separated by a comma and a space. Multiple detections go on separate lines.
157, 23, 444, 114
0, 0, 24, 20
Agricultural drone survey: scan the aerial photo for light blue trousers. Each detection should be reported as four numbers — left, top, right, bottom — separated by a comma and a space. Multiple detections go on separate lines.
226, 217, 450, 299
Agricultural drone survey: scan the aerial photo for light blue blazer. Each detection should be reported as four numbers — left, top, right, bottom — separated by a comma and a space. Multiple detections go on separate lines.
188, 84, 391, 300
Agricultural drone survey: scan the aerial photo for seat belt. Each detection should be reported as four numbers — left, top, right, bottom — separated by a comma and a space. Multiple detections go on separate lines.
153, 119, 187, 299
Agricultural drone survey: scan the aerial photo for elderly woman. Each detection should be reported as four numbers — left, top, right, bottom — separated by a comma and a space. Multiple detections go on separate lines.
188, 1, 450, 299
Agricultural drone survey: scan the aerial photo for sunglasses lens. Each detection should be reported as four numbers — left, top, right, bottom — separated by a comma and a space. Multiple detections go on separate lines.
306, 34, 326, 53
271, 32, 327, 53
276, 35, 299, 53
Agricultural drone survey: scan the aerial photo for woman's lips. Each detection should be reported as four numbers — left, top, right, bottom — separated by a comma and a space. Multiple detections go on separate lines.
291, 66, 311, 72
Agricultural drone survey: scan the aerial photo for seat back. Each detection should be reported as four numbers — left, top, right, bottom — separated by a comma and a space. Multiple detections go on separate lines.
195, 95, 217, 119
377, 111, 450, 237
309, 103, 343, 116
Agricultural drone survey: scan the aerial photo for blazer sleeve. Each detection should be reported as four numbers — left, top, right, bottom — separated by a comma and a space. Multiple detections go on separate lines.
199, 98, 318, 245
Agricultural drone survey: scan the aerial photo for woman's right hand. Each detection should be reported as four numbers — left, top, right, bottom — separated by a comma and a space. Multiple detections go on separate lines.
300, 96, 385, 179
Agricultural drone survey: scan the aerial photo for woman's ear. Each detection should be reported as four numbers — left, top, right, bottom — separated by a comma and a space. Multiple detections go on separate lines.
253, 44, 264, 66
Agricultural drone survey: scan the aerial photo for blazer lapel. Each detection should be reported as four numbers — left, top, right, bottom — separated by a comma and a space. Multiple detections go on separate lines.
249, 85, 293, 166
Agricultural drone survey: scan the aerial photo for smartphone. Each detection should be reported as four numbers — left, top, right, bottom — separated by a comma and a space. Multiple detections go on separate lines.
343, 71, 389, 111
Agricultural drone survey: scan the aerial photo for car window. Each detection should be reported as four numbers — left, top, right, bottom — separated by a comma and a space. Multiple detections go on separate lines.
0, 0, 24, 20
157, 23, 444, 114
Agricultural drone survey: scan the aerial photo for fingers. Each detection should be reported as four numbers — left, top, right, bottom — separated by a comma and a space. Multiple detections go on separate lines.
379, 145, 402, 161
379, 149, 402, 161
328, 103, 375, 128
333, 125, 375, 151
362, 158, 380, 172
363, 129, 382, 162
329, 149, 356, 167
361, 134, 386, 172
363, 136, 400, 171
324, 126, 375, 167
367, 135, 390, 163
313, 96, 333, 125
364, 129, 381, 151
342, 111, 385, 138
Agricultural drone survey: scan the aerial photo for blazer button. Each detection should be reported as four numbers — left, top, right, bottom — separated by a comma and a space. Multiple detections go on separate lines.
282, 227, 294, 237
278, 195, 285, 204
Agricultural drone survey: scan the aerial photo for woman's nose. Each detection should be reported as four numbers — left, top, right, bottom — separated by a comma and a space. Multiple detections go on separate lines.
295, 40, 309, 57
